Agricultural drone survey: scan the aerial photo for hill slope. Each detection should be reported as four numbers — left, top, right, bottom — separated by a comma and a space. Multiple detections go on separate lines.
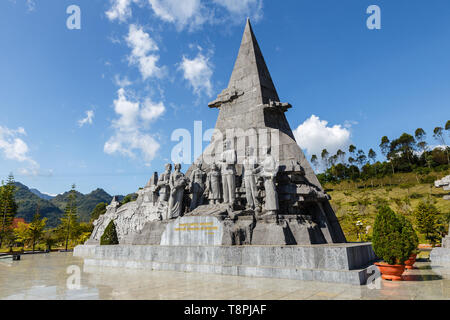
324, 171, 450, 242
13, 183, 114, 227
50, 188, 113, 222
14, 183, 63, 227
29, 188, 55, 200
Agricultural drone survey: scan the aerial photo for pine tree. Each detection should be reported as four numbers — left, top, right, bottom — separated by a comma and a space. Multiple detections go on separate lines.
60, 184, 79, 251
414, 200, 439, 244
0, 173, 17, 248
433, 127, 449, 165
29, 205, 47, 252
398, 214, 419, 257
310, 155, 319, 172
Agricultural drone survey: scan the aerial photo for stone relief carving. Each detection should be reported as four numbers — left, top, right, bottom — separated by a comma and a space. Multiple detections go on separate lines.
189, 162, 207, 211
205, 162, 222, 205
260, 147, 280, 217
219, 140, 237, 205
88, 140, 339, 244
168, 163, 188, 219
243, 146, 259, 210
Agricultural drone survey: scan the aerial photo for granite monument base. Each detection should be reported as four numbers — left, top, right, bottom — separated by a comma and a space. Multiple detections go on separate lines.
122, 214, 342, 246
430, 235, 450, 264
430, 247, 450, 264
74, 243, 376, 285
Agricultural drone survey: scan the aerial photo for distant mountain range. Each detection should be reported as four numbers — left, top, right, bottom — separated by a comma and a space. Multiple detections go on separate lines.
14, 182, 118, 228
29, 188, 55, 200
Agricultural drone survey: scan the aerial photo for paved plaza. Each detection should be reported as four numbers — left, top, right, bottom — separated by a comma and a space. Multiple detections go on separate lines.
0, 253, 449, 300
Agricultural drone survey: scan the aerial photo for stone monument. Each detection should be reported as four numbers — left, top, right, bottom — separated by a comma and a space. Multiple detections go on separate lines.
435, 175, 450, 200
430, 175, 450, 263
75, 19, 376, 285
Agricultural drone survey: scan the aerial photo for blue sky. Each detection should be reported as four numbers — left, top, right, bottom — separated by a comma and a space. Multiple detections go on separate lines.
0, 0, 449, 196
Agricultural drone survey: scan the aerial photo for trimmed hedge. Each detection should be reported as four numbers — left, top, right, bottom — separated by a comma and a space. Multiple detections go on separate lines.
372, 206, 413, 265
100, 220, 119, 245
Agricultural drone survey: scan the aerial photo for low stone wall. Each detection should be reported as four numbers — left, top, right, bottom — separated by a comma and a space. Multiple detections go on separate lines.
74, 243, 376, 285
430, 248, 450, 264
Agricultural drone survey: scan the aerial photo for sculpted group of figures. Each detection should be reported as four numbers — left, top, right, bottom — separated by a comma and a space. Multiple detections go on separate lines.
155, 140, 280, 220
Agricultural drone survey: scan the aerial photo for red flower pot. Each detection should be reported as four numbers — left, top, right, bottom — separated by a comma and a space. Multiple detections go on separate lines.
375, 262, 406, 281
404, 254, 417, 270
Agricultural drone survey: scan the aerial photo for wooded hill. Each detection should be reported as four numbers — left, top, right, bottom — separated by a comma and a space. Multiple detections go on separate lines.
14, 182, 114, 227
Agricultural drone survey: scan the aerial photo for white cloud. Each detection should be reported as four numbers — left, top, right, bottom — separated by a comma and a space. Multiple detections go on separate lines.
106, 0, 140, 22
105, 0, 266, 29
141, 98, 166, 122
114, 75, 133, 87
78, 110, 95, 127
212, 0, 263, 22
0, 126, 33, 163
145, 0, 263, 29
0, 125, 50, 176
42, 191, 58, 197
26, 0, 36, 12
126, 24, 165, 80
293, 115, 352, 158
104, 88, 165, 163
148, 0, 207, 31
179, 52, 213, 97
19, 167, 53, 177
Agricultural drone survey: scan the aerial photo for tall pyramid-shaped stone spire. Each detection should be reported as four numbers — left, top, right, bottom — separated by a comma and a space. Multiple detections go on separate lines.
189, 20, 346, 244
227, 18, 279, 105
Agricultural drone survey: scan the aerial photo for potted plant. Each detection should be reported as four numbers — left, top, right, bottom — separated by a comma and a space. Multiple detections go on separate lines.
372, 206, 412, 281
398, 215, 419, 270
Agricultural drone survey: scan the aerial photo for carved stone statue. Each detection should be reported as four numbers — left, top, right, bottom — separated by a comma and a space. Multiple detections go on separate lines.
243, 146, 259, 210
156, 163, 172, 203
261, 147, 279, 217
168, 163, 187, 219
89, 196, 120, 242
189, 162, 207, 211
219, 140, 237, 205
91, 213, 107, 240
206, 162, 222, 204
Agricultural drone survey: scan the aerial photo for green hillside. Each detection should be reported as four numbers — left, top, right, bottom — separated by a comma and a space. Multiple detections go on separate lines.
324, 171, 450, 243
13, 182, 114, 227
50, 188, 113, 222
14, 182, 63, 227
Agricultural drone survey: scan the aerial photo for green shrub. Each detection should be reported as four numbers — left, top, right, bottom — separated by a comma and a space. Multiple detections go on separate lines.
420, 175, 436, 184
372, 206, 411, 265
398, 215, 419, 256
100, 221, 119, 245
409, 192, 422, 199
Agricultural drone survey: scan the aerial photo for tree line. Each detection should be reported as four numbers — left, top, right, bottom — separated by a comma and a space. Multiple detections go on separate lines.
311, 121, 450, 184
0, 175, 92, 252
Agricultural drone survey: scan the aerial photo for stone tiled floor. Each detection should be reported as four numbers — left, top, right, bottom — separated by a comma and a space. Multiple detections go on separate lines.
0, 253, 449, 300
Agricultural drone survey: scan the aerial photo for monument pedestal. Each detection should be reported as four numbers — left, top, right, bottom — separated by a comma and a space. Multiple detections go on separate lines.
126, 214, 340, 246
74, 242, 376, 285
430, 236, 450, 264
76, 216, 376, 285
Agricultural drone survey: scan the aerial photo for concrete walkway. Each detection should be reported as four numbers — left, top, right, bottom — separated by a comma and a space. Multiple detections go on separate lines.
0, 253, 449, 300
